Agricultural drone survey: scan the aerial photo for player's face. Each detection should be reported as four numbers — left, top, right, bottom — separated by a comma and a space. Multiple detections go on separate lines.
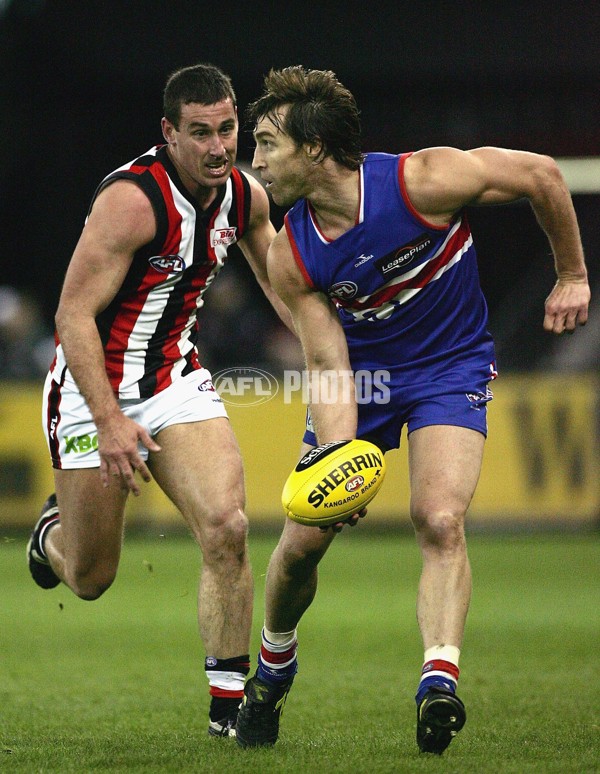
252, 109, 312, 207
162, 98, 238, 196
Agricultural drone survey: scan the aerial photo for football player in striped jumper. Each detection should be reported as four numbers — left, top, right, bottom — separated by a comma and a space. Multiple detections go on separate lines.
27, 63, 292, 738
235, 66, 590, 753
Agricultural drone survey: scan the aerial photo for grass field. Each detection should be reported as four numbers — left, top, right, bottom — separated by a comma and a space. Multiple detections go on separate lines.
2, 528, 599, 773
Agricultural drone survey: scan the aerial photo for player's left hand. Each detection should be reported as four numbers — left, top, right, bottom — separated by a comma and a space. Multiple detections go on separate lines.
319, 508, 367, 534
543, 278, 591, 334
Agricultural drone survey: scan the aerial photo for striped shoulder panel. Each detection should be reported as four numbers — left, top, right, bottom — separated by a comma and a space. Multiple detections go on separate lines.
87, 149, 170, 256
230, 167, 252, 238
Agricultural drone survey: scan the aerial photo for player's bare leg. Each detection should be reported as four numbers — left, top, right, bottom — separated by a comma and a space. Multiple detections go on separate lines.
408, 423, 484, 753
237, 442, 336, 748
263, 440, 336, 631
237, 521, 334, 749
150, 418, 252, 656
149, 418, 253, 736
409, 424, 483, 648
40, 469, 128, 599
265, 516, 335, 632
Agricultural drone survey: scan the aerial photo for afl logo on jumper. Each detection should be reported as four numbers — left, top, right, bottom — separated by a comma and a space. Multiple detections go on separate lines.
329, 280, 359, 300
211, 227, 237, 247
375, 234, 432, 277
149, 254, 185, 274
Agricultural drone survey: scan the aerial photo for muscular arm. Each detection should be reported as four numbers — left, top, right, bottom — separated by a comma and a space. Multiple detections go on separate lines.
237, 174, 296, 333
267, 229, 357, 444
404, 147, 590, 333
55, 180, 160, 492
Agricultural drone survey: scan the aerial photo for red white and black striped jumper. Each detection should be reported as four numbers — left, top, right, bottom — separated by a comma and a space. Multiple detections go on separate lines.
48, 144, 251, 401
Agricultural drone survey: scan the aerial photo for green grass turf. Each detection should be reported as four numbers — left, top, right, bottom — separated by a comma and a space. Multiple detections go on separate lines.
1, 528, 599, 773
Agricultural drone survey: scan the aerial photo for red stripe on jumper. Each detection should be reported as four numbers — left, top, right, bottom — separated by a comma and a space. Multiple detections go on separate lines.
337, 219, 471, 312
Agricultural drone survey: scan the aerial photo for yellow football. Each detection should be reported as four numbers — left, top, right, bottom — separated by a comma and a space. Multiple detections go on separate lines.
282, 439, 386, 527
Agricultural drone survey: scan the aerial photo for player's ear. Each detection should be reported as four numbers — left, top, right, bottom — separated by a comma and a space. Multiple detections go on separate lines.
161, 117, 176, 144
304, 140, 324, 164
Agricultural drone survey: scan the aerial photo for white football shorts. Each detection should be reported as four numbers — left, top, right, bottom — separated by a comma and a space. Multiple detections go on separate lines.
42, 368, 228, 469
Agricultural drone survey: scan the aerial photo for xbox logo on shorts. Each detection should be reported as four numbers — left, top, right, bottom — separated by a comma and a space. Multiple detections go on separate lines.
212, 367, 279, 406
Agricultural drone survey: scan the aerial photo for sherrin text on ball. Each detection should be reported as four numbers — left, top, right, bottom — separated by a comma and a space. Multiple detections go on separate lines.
282, 439, 386, 526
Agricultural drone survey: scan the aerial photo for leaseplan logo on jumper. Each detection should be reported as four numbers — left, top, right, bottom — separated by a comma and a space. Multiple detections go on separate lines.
375, 234, 432, 277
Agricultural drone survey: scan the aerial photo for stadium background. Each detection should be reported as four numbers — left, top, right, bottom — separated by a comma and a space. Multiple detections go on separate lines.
0, 0, 598, 529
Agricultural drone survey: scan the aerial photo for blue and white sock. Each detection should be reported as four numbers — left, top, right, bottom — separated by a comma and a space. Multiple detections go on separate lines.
416, 645, 460, 705
256, 627, 298, 686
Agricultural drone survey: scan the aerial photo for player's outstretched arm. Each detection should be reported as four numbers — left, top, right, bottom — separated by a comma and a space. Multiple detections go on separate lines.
405, 147, 590, 334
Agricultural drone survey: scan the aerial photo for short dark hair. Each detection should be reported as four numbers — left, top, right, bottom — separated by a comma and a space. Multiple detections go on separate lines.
163, 63, 236, 128
246, 66, 363, 171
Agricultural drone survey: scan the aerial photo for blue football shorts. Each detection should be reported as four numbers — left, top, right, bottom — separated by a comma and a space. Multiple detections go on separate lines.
303, 360, 497, 451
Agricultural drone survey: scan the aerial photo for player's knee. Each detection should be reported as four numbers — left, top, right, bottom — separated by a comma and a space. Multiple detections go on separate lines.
278, 539, 324, 578
200, 506, 249, 567
65, 563, 117, 600
412, 506, 466, 550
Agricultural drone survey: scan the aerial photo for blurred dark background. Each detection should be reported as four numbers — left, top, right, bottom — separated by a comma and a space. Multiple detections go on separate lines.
1, 0, 598, 378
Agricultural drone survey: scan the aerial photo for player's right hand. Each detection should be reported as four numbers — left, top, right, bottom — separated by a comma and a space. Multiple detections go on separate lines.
543, 278, 590, 334
319, 508, 367, 534
96, 413, 161, 496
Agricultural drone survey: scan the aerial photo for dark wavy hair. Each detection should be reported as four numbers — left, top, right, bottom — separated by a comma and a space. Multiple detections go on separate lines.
246, 66, 363, 170
163, 63, 236, 128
